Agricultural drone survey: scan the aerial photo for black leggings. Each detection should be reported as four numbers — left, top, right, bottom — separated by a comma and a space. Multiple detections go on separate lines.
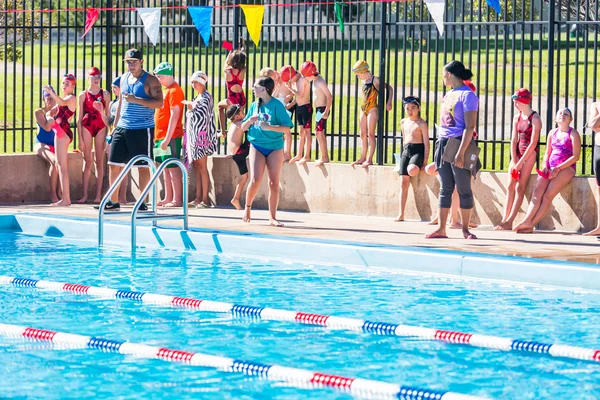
594, 145, 600, 187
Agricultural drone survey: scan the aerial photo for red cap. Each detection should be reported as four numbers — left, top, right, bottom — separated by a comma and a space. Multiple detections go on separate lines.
299, 61, 317, 77
88, 67, 102, 77
464, 80, 476, 92
279, 65, 297, 83
62, 73, 77, 86
512, 88, 532, 104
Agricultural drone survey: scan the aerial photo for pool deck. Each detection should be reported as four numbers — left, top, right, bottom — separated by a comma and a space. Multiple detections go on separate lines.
1, 203, 599, 265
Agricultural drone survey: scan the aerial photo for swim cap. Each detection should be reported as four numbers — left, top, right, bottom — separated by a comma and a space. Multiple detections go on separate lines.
191, 71, 208, 86
43, 85, 55, 98
352, 60, 369, 73
300, 61, 317, 77
62, 73, 76, 86
154, 61, 174, 76
88, 67, 101, 77
511, 88, 532, 105
279, 65, 297, 83
112, 76, 121, 87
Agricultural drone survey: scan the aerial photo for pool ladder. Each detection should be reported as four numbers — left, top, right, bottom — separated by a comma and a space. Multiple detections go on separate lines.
97, 155, 189, 248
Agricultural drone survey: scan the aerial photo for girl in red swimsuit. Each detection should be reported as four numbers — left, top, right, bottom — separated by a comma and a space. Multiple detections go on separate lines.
76, 67, 111, 204
495, 88, 542, 230
35, 73, 78, 207
218, 38, 247, 136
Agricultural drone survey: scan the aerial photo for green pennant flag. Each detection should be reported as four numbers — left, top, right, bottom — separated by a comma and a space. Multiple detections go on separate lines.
334, 2, 346, 33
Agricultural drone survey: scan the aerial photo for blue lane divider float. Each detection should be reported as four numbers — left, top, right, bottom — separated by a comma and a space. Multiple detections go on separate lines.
1, 275, 599, 364
0, 323, 486, 400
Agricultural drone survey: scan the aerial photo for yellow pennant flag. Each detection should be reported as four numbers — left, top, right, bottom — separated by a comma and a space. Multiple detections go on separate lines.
240, 5, 265, 46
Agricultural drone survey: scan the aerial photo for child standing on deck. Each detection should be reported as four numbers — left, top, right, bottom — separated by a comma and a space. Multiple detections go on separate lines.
226, 104, 250, 211
218, 38, 247, 136
260, 67, 295, 161
280, 65, 312, 165
300, 61, 333, 168
395, 96, 429, 222
351, 60, 394, 168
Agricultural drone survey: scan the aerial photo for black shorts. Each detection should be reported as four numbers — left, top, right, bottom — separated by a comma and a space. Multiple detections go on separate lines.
315, 106, 327, 132
232, 140, 250, 175
399, 143, 425, 176
296, 104, 313, 130
108, 126, 154, 166
594, 144, 600, 187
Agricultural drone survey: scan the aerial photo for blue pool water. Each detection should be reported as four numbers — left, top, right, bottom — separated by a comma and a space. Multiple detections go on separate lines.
0, 231, 600, 399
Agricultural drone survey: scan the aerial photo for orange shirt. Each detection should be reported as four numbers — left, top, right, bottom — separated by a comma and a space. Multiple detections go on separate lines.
155, 81, 184, 141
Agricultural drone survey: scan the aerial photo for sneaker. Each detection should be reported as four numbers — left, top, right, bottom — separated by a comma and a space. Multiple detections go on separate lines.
94, 201, 120, 211
139, 202, 149, 212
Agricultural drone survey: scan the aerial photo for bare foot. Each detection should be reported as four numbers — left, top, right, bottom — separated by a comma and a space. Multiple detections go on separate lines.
298, 157, 310, 165
231, 198, 243, 210
243, 205, 251, 223
51, 200, 71, 207
361, 160, 373, 169
469, 222, 479, 228
494, 221, 512, 231
351, 158, 366, 167
157, 199, 169, 207
164, 201, 183, 208
50, 196, 60, 204
118, 198, 128, 205
394, 215, 404, 222
463, 229, 478, 239
284, 151, 291, 162
289, 155, 302, 164
514, 222, 533, 233
516, 227, 534, 234
76, 197, 88, 204
428, 216, 439, 225
188, 200, 200, 207
314, 159, 329, 168
449, 221, 463, 229
269, 218, 284, 227
425, 229, 448, 239
583, 227, 600, 236
93, 197, 102, 204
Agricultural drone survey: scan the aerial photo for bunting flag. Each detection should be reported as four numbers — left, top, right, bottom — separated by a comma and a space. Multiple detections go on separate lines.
188, 6, 213, 46
424, 0, 445, 37
334, 2, 346, 33
81, 8, 99, 39
486, 0, 502, 14
137, 7, 162, 46
240, 5, 265, 46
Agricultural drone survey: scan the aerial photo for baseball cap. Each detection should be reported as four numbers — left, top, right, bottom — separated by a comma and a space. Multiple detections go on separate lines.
190, 71, 208, 86
43, 85, 55, 98
112, 76, 121, 87
123, 48, 143, 61
154, 62, 174, 76
88, 67, 102, 77
511, 88, 532, 104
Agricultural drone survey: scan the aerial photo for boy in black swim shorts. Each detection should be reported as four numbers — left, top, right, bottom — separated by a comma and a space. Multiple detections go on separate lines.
226, 104, 249, 210
395, 96, 430, 222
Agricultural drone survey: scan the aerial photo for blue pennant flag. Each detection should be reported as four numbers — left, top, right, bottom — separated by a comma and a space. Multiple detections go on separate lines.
486, 0, 502, 14
188, 6, 213, 46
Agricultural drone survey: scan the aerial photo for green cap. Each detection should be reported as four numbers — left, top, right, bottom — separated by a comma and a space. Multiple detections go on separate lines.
153, 62, 173, 76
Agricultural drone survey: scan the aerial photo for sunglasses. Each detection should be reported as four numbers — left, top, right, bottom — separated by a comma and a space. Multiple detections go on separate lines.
403, 96, 421, 106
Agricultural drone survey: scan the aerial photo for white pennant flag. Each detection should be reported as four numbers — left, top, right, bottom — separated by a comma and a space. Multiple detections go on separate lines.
137, 7, 161, 46
425, 0, 445, 37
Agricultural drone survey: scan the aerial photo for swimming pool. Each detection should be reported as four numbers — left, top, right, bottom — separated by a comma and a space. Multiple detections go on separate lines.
0, 216, 599, 399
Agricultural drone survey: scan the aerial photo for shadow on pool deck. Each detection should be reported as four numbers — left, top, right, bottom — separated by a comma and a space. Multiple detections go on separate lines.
1, 203, 599, 265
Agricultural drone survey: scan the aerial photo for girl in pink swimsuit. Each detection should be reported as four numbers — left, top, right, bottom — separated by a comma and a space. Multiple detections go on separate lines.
34, 73, 78, 207
514, 107, 581, 233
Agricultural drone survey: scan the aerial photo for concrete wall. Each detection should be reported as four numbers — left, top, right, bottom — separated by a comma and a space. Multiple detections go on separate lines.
1, 153, 598, 232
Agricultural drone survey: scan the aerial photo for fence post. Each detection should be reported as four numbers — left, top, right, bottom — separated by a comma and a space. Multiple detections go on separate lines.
233, 0, 240, 49
545, 0, 556, 132
106, 0, 113, 83
376, 1, 388, 165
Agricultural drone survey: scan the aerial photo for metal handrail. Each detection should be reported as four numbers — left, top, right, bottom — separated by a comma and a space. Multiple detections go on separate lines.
130, 158, 188, 249
98, 155, 156, 246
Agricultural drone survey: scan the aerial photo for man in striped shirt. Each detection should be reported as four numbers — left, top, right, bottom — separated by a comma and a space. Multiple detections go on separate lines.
101, 49, 164, 211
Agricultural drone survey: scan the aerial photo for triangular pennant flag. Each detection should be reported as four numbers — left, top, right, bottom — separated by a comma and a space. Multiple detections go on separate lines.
334, 2, 346, 33
425, 0, 445, 37
188, 6, 213, 46
240, 5, 265, 46
486, 0, 502, 14
81, 8, 99, 39
137, 7, 161, 46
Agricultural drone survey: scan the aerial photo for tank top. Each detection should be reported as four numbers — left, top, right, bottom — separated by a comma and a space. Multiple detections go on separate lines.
547, 128, 576, 170
117, 72, 155, 129
516, 111, 539, 158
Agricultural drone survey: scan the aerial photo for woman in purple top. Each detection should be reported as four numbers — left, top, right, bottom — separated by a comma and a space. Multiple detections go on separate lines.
514, 108, 580, 233
427, 61, 479, 240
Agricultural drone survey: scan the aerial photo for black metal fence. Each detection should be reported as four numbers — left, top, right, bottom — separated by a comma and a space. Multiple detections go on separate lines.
1, 0, 599, 174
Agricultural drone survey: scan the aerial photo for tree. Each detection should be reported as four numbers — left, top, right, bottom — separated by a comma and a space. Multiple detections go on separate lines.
0, 0, 46, 61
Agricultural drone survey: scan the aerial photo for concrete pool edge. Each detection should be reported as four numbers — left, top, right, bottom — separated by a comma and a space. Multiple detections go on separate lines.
2, 213, 599, 290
